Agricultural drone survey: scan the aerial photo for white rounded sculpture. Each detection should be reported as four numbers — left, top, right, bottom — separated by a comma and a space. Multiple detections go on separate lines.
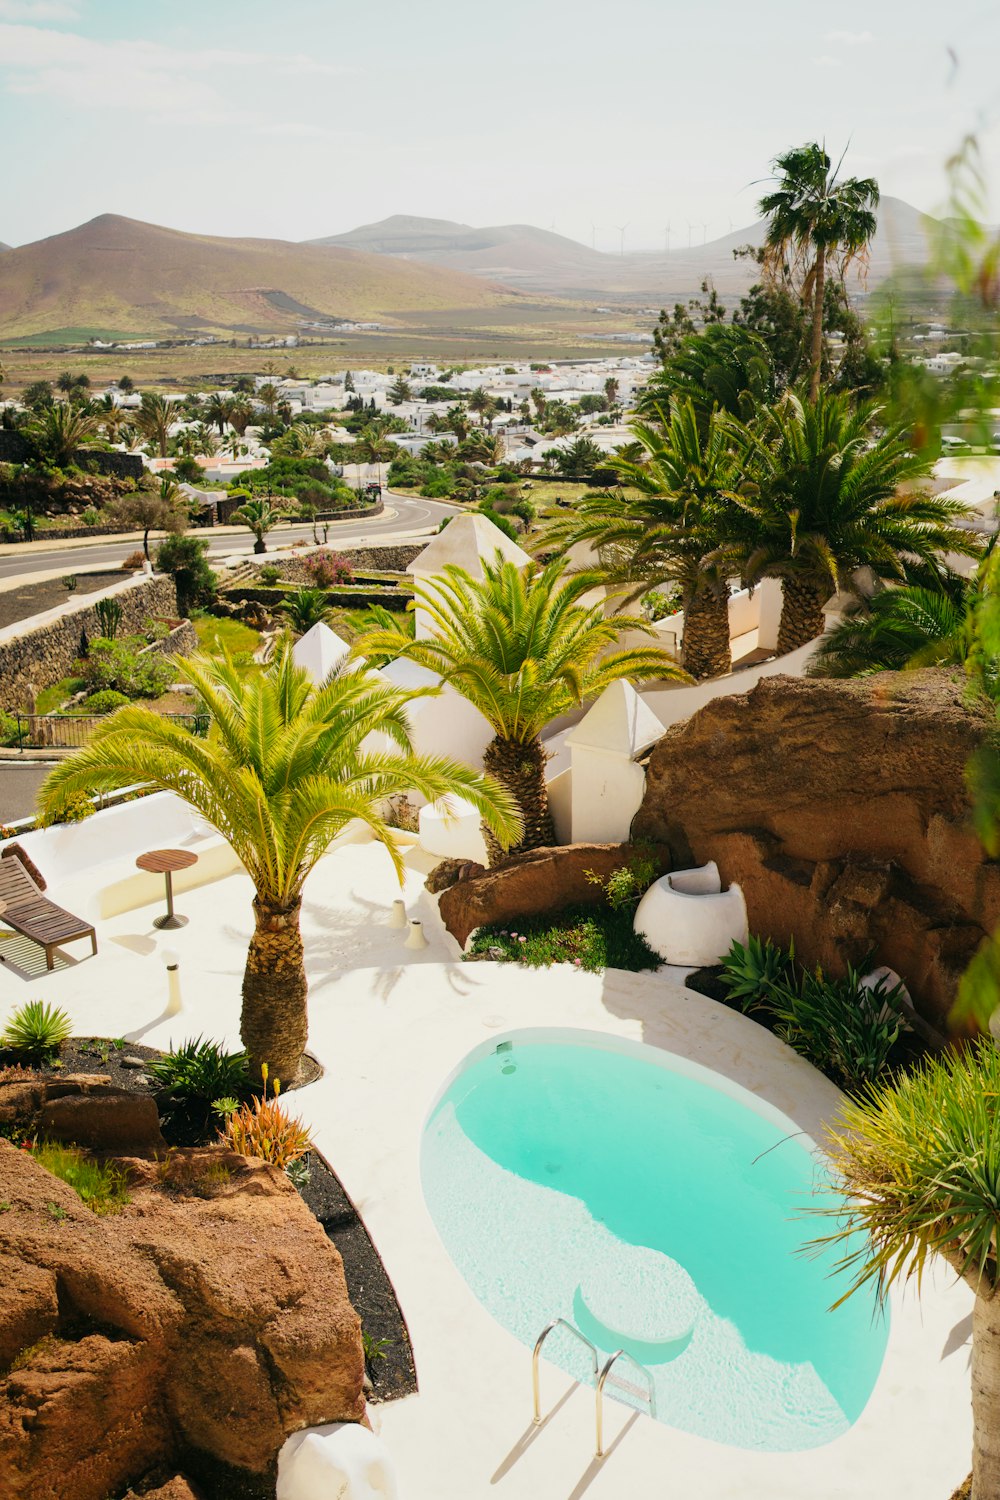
276, 1423, 399, 1500
418, 795, 487, 863
633, 860, 748, 967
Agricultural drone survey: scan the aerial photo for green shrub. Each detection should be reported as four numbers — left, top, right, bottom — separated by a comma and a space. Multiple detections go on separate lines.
477, 506, 518, 541
156, 534, 217, 616
719, 935, 797, 1012
258, 564, 281, 586
467, 903, 661, 974
1, 1000, 73, 1062
83, 637, 174, 699
31, 1141, 130, 1214
767, 964, 909, 1093
94, 596, 123, 640
35, 793, 96, 828
585, 849, 657, 912
0, 712, 21, 749
81, 689, 130, 715
149, 1037, 252, 1142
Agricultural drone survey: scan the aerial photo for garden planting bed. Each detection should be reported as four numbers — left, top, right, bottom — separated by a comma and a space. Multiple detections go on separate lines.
0, 1035, 416, 1409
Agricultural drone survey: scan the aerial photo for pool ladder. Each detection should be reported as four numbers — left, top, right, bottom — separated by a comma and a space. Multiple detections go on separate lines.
532, 1317, 657, 1459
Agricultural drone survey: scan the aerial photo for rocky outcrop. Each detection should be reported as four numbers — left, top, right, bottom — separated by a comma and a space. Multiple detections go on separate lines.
425, 857, 485, 894
0, 1141, 365, 1500
438, 841, 672, 948
633, 670, 999, 1024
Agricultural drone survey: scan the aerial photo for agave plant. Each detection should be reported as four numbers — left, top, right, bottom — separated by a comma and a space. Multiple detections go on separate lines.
1, 1000, 73, 1062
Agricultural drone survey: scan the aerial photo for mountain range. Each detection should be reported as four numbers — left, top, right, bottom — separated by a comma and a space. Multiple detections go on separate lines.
316, 197, 941, 300
0, 197, 945, 343
0, 215, 509, 341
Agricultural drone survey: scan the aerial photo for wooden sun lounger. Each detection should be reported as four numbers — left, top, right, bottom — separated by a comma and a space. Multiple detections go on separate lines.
0, 844, 97, 971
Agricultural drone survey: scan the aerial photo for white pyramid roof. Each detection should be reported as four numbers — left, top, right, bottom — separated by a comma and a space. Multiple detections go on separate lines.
565, 680, 664, 758
292, 621, 349, 683
407, 513, 531, 579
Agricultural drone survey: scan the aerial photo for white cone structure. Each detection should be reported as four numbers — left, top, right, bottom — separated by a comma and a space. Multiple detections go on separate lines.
388, 898, 407, 929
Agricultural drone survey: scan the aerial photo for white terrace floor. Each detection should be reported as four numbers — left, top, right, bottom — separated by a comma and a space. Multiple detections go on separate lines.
0, 833, 974, 1500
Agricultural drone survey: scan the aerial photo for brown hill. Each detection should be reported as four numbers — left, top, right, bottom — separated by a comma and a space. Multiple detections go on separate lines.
319, 198, 943, 302
0, 214, 510, 340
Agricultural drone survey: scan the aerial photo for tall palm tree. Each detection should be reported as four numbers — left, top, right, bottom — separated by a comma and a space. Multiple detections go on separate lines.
229, 395, 255, 436
204, 392, 235, 435
443, 406, 470, 442
257, 382, 280, 418
815, 1042, 1000, 1499
230, 496, 282, 554
96, 394, 126, 445
640, 324, 777, 427
467, 387, 490, 426
356, 556, 685, 865
733, 391, 975, 654
27, 404, 99, 467
135, 393, 177, 458
37, 645, 519, 1082
758, 142, 879, 401
356, 417, 396, 489
549, 401, 751, 679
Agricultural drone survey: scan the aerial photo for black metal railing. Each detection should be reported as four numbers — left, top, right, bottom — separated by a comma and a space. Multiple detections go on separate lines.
5, 711, 209, 751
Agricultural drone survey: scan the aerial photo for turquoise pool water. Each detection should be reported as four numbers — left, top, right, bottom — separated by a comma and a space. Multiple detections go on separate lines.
421, 1031, 889, 1452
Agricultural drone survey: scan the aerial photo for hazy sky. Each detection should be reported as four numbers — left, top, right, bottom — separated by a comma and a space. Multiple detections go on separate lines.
1, 0, 998, 251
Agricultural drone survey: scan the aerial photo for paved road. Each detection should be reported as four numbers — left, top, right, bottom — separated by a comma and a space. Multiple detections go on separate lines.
0, 490, 460, 581
0, 763, 57, 824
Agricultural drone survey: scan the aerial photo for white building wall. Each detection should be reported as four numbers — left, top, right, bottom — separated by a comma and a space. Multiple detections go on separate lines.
568, 751, 647, 843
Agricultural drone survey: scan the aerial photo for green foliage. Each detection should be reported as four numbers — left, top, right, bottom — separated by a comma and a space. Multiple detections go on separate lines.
718, 939, 909, 1091
584, 850, 658, 911
468, 904, 661, 973
808, 581, 971, 679
148, 1037, 251, 1106
278, 586, 335, 637
36, 793, 95, 828
83, 636, 174, 699
31, 1141, 130, 1214
362, 1330, 391, 1367
0, 712, 20, 749
81, 689, 130, 715
1, 1000, 73, 1062
155, 533, 217, 616
718, 934, 797, 1011
94, 596, 124, 640
258, 564, 281, 586
477, 506, 517, 541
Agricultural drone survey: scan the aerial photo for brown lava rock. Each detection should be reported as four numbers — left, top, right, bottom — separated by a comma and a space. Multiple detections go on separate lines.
633, 669, 998, 1025
0, 1140, 364, 1500
438, 841, 672, 948
0, 1074, 165, 1155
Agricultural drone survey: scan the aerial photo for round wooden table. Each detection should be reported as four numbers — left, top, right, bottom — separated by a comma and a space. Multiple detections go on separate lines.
136, 848, 199, 930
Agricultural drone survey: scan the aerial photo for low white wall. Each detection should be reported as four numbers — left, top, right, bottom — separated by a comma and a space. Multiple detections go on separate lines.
642, 636, 820, 731
569, 749, 646, 843
546, 766, 572, 844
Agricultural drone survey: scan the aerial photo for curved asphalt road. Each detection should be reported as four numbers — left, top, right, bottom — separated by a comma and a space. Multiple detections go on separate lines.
0, 490, 461, 581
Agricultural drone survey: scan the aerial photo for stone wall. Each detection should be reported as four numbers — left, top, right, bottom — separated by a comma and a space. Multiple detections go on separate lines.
633, 669, 999, 1027
0, 574, 180, 709
0, 431, 143, 479
249, 543, 423, 585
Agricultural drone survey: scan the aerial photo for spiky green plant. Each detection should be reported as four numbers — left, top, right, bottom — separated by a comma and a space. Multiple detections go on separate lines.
814, 1043, 1000, 1498
37, 643, 519, 1083
1, 1000, 73, 1062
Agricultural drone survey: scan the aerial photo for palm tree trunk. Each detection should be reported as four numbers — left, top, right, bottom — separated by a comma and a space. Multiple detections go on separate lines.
809, 244, 826, 402
777, 577, 829, 654
482, 735, 554, 867
240, 894, 308, 1087
681, 590, 732, 679
972, 1292, 1000, 1498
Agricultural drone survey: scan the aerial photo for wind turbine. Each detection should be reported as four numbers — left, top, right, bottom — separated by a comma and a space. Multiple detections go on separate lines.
702, 222, 708, 245
664, 222, 672, 253
686, 221, 693, 248
616, 223, 629, 256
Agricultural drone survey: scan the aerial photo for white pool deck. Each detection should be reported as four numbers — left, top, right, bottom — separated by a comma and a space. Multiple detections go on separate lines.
0, 831, 974, 1500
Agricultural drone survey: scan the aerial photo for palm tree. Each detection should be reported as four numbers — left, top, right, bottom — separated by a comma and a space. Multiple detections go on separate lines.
460, 431, 505, 466
733, 391, 975, 654
758, 142, 879, 401
356, 417, 396, 489
36, 645, 519, 1082
229, 395, 255, 436
230, 496, 282, 554
552, 435, 604, 480
549, 402, 751, 679
257, 382, 280, 418
277, 586, 336, 637
641, 324, 777, 426
808, 579, 971, 678
96, 394, 126, 445
443, 406, 470, 442
355, 555, 685, 865
204, 392, 235, 435
467, 387, 490, 426
604, 376, 620, 407
118, 376, 135, 395
815, 1042, 1000, 1499
27, 404, 99, 467
135, 393, 177, 458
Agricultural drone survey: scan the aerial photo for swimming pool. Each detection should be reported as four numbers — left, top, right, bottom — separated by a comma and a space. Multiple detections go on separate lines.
420, 1029, 889, 1453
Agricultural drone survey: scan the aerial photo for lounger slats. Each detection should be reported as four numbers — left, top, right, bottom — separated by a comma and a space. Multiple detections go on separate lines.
0, 845, 96, 969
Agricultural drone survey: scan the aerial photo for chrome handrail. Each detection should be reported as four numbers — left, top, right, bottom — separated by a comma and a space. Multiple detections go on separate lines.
531, 1318, 599, 1424
596, 1349, 656, 1458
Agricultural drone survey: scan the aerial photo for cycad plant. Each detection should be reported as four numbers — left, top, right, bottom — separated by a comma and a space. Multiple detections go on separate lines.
355, 555, 685, 864
548, 401, 751, 679
37, 643, 519, 1082
733, 391, 974, 654
277, 586, 335, 637
808, 578, 971, 678
815, 1042, 1000, 1498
